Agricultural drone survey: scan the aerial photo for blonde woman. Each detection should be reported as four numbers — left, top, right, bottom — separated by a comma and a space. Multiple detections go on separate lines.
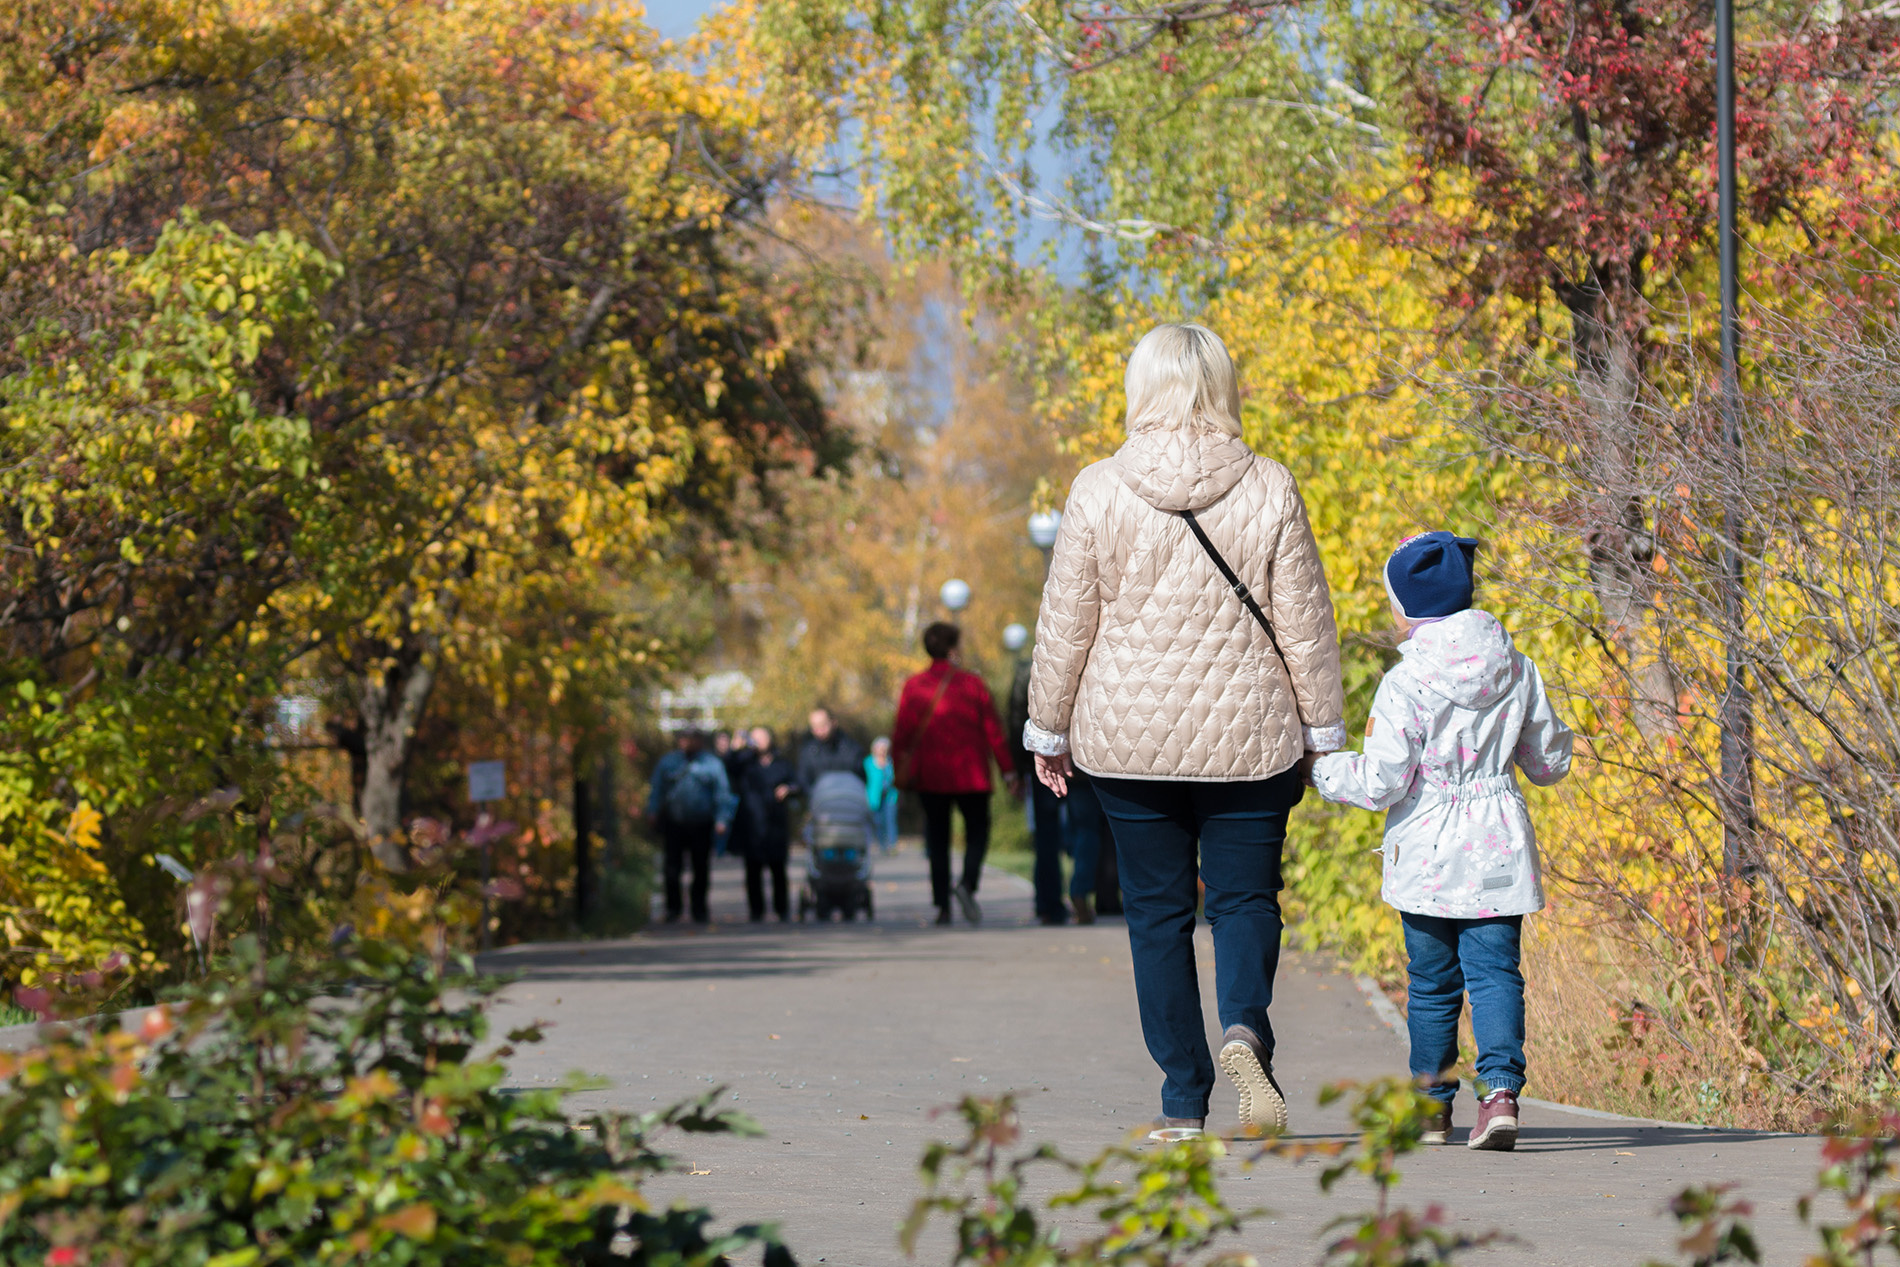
1025, 323, 1346, 1140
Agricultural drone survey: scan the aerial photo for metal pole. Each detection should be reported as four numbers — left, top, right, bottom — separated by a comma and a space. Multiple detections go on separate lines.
1716, 0, 1754, 875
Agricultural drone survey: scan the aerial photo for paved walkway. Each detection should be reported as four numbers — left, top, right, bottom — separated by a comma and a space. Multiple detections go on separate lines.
487, 845, 1823, 1266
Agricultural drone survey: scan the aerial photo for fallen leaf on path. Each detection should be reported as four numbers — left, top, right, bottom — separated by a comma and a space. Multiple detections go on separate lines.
950, 1057, 972, 1063
860, 1114, 868, 1120
690, 1164, 712, 1175
1615, 1150, 1634, 1156
769, 1034, 781, 1040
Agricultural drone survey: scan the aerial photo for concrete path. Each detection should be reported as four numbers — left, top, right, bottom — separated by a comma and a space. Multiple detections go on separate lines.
484, 845, 1822, 1266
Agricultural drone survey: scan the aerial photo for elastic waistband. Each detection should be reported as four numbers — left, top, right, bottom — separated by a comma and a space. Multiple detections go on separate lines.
1423, 773, 1521, 801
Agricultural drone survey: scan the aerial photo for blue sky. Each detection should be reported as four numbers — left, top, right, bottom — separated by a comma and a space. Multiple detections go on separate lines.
645, 0, 725, 40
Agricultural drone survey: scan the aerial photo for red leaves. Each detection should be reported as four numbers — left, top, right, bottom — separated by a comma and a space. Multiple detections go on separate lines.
138, 1005, 173, 1042
417, 1099, 455, 1137
1396, 0, 1900, 314
12, 986, 53, 1020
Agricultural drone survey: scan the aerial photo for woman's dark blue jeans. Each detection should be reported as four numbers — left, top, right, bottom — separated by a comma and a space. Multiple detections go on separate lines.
1400, 912, 1526, 1103
1091, 768, 1304, 1120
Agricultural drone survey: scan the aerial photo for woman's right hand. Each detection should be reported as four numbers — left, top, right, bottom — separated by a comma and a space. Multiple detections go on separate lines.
1034, 752, 1073, 798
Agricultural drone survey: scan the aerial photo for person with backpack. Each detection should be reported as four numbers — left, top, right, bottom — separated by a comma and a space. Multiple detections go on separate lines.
645, 730, 734, 924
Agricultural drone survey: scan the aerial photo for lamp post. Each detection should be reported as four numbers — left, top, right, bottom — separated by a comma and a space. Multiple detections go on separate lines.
1027, 510, 1062, 555
939, 578, 972, 617
1716, 0, 1753, 875
1002, 622, 1029, 654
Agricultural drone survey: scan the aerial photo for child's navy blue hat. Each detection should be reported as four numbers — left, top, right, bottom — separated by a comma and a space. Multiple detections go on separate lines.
1384, 532, 1480, 619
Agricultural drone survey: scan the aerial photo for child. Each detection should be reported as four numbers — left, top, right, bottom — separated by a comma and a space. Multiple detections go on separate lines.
864, 736, 899, 854
1310, 532, 1573, 1152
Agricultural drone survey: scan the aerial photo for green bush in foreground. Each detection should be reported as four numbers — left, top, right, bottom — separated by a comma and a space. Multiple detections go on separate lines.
911, 1084, 1900, 1267
0, 939, 792, 1267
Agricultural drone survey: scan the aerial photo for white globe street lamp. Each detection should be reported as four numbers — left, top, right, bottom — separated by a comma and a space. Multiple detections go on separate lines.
939, 578, 972, 614
1027, 510, 1062, 551
1002, 622, 1029, 653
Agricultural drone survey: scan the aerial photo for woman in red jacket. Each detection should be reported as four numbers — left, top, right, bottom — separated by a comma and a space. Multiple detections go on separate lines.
892, 622, 1020, 924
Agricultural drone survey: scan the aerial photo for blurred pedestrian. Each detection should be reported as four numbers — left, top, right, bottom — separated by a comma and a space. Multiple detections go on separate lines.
736, 725, 797, 922
1010, 638, 1106, 926
1025, 323, 1346, 1140
865, 736, 899, 854
893, 622, 1018, 925
645, 730, 734, 924
797, 706, 864, 794
720, 728, 755, 858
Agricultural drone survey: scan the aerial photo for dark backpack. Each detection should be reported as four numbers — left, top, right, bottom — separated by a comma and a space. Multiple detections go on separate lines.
663, 758, 718, 826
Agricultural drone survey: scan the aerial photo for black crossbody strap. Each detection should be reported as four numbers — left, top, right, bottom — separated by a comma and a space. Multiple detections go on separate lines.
1180, 508, 1292, 671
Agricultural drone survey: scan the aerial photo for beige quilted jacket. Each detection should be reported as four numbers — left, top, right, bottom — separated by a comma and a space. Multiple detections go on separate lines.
1025, 429, 1347, 781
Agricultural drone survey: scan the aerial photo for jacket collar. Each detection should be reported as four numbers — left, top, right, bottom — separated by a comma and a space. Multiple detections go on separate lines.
1113, 429, 1256, 511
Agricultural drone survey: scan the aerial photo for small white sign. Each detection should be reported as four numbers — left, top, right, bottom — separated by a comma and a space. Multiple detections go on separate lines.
467, 760, 506, 803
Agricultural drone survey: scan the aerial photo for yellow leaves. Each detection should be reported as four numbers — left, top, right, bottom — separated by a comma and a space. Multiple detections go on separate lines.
64, 803, 103, 853
341, 1070, 401, 1108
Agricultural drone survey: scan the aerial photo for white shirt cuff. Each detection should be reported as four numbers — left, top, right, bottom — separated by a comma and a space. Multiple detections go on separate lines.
1022, 720, 1070, 756
1304, 722, 1348, 753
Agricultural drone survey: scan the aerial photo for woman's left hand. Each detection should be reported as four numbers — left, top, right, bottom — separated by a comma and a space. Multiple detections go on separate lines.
1034, 752, 1073, 798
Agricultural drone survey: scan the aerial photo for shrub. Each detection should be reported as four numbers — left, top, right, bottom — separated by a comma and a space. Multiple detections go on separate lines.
0, 937, 795, 1266
903, 1094, 1259, 1265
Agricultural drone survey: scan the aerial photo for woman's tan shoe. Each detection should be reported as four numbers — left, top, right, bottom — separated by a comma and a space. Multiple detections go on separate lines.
1218, 1024, 1288, 1134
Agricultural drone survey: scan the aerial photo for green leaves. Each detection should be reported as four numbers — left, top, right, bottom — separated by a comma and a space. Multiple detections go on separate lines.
903, 1093, 1259, 1265
0, 937, 799, 1267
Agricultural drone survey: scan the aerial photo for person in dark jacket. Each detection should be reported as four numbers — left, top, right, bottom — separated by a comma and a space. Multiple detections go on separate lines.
797, 707, 864, 794
736, 725, 798, 921
891, 622, 1018, 925
721, 728, 756, 859
1008, 646, 1112, 925
645, 731, 733, 924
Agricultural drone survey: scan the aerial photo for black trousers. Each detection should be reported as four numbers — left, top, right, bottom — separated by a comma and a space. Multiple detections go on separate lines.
745, 855, 789, 920
662, 821, 715, 922
920, 791, 990, 909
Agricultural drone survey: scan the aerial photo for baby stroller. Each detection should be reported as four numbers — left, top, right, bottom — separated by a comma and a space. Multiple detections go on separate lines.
798, 771, 875, 922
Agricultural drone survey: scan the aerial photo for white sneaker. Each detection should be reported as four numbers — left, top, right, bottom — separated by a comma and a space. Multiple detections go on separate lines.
1148, 1116, 1205, 1143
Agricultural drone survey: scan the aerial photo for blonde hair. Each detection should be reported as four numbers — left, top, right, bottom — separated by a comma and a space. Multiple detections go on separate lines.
1123, 323, 1243, 439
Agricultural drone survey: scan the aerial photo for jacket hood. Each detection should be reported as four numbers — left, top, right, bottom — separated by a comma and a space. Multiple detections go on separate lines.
1400, 609, 1518, 709
1114, 429, 1256, 512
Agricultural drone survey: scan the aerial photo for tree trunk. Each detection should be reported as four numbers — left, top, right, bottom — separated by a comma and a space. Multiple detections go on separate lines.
1562, 271, 1680, 741
573, 771, 593, 924
353, 637, 439, 872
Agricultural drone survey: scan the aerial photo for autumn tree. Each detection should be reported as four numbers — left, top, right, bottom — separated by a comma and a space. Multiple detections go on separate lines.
0, 0, 848, 983
735, 0, 1900, 1112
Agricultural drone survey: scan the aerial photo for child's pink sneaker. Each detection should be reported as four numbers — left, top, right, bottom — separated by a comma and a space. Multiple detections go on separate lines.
1466, 1089, 1518, 1151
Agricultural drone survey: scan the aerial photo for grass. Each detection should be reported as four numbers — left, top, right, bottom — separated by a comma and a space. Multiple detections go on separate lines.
0, 1001, 37, 1028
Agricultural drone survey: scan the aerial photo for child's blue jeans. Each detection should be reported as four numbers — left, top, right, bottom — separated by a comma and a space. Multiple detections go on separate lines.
1401, 912, 1526, 1103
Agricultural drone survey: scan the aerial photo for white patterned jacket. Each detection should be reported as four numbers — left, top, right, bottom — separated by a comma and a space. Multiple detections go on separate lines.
1311, 609, 1573, 919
